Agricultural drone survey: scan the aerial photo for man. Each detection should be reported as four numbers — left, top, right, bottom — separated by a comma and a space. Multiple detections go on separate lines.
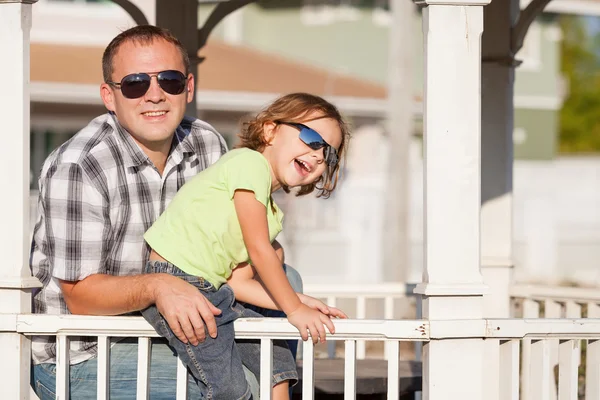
30, 25, 299, 399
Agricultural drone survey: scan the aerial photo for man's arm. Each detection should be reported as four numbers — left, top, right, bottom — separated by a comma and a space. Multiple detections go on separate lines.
59, 273, 221, 345
41, 163, 218, 345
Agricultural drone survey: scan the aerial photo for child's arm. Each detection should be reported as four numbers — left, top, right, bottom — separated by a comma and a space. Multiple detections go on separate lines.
234, 189, 336, 343
227, 263, 348, 319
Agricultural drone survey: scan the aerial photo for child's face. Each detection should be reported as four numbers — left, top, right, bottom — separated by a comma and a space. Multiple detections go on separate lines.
264, 112, 343, 191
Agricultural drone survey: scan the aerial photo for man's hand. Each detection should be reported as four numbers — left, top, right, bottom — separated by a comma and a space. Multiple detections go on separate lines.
297, 293, 348, 319
287, 303, 336, 344
152, 274, 222, 346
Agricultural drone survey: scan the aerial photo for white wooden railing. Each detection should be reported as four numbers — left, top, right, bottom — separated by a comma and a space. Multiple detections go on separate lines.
9, 282, 600, 399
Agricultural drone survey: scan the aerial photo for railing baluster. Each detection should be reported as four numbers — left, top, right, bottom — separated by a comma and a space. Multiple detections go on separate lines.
565, 301, 582, 367
558, 339, 578, 400
587, 302, 600, 318
97, 335, 110, 400
586, 339, 600, 400
522, 299, 540, 400
544, 300, 561, 400
327, 296, 338, 359
383, 296, 394, 360
302, 340, 315, 400
260, 338, 273, 400
530, 339, 551, 400
175, 356, 188, 400
136, 337, 151, 400
344, 340, 356, 400
386, 340, 399, 400
499, 340, 520, 400
356, 296, 366, 359
56, 335, 70, 400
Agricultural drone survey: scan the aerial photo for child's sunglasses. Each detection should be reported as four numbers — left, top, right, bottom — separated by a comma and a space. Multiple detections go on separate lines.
278, 122, 339, 167
106, 70, 188, 99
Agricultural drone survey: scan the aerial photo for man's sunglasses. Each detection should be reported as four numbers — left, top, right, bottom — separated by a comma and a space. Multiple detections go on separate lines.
106, 70, 188, 99
278, 122, 338, 167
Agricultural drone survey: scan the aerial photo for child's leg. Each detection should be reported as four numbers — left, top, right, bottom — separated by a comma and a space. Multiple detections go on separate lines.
141, 261, 251, 400
273, 381, 291, 400
233, 301, 299, 399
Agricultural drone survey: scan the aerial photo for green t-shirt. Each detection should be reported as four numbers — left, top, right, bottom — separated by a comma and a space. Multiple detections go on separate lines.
144, 148, 284, 289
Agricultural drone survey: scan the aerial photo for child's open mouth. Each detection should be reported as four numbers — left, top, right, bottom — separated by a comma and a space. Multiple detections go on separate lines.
294, 159, 311, 176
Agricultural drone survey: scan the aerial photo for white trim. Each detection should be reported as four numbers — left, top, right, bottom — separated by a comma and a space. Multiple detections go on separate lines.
522, 0, 600, 16
513, 95, 563, 110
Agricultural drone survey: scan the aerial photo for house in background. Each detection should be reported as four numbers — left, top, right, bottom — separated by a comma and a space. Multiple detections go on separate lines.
28, 0, 600, 287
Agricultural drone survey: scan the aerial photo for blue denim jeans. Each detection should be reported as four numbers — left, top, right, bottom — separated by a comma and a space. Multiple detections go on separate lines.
141, 261, 298, 400
31, 264, 303, 400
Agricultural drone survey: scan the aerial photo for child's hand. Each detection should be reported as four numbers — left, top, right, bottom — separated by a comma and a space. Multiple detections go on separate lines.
287, 303, 335, 344
297, 293, 348, 319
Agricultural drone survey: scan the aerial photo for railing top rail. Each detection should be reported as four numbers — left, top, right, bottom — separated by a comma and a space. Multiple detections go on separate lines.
304, 282, 417, 297
11, 314, 429, 341
510, 284, 600, 302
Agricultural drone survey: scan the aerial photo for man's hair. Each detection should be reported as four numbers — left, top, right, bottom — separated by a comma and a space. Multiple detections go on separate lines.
236, 92, 351, 199
102, 25, 191, 83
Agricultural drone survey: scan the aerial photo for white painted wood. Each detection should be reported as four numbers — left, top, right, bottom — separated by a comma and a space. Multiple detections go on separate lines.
383, 297, 394, 360
0, 3, 40, 399
530, 339, 551, 400
56, 335, 70, 400
544, 300, 561, 400
97, 336, 110, 400
356, 296, 366, 360
260, 338, 273, 400
565, 302, 582, 366
410, 2, 489, 398
136, 337, 151, 400
302, 340, 315, 400
175, 357, 188, 400
386, 340, 400, 400
521, 299, 540, 400
17, 315, 428, 340
558, 340, 578, 400
344, 340, 357, 400
588, 303, 600, 318
483, 340, 501, 400
586, 339, 600, 400
499, 340, 520, 400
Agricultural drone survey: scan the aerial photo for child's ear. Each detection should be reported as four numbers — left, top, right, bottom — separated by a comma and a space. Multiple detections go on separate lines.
263, 121, 277, 143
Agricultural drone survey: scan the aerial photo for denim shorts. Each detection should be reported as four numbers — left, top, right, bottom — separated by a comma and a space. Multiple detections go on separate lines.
141, 260, 298, 400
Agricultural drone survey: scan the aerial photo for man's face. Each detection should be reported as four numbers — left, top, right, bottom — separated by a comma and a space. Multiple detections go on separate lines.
100, 39, 194, 154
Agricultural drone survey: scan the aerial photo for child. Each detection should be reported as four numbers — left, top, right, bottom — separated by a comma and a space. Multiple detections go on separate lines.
141, 92, 350, 400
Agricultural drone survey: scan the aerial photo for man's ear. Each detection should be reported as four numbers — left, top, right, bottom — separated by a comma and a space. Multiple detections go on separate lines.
100, 83, 116, 112
186, 73, 195, 104
263, 121, 277, 143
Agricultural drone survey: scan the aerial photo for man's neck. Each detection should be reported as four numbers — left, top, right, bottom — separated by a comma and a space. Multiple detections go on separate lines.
133, 137, 172, 176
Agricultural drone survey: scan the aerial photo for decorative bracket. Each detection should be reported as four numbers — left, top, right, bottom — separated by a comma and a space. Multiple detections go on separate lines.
110, 0, 149, 26
196, 0, 257, 63
512, 0, 552, 53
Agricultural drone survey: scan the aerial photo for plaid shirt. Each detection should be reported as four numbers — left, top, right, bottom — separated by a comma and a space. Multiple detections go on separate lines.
30, 113, 227, 365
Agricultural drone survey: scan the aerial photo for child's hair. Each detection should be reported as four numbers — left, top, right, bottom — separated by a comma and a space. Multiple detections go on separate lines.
237, 92, 350, 199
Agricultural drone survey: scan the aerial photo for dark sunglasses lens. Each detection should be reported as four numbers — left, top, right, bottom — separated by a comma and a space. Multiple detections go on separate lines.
157, 70, 187, 95
121, 74, 151, 99
299, 128, 326, 150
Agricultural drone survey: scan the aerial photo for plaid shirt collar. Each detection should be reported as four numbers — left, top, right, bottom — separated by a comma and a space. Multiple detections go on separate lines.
108, 112, 197, 169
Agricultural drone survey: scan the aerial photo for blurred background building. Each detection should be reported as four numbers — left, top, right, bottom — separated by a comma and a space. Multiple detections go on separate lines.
28, 0, 600, 287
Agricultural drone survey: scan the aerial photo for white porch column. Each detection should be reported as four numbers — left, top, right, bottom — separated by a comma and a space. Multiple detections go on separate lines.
412, 2, 490, 399
0, 1, 42, 398
481, 0, 519, 319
